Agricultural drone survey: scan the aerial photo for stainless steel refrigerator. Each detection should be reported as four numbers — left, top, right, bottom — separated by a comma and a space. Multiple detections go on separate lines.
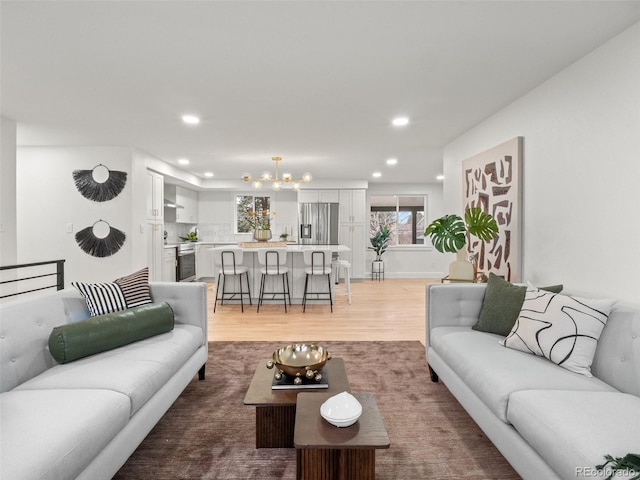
299, 203, 340, 245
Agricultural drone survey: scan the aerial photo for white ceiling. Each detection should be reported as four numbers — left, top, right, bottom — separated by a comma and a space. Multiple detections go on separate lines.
3, 1, 640, 188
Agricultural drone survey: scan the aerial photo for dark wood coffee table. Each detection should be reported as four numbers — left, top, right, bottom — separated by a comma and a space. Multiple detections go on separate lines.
294, 392, 390, 480
243, 357, 350, 448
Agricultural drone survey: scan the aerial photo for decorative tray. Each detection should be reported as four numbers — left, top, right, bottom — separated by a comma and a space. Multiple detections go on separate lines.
237, 241, 288, 248
271, 369, 329, 390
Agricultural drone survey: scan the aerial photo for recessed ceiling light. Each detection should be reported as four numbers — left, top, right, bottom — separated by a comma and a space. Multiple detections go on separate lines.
392, 117, 409, 126
386, 158, 398, 166
181, 114, 200, 125
204, 172, 214, 178
372, 172, 382, 178
436, 175, 445, 181
178, 158, 190, 165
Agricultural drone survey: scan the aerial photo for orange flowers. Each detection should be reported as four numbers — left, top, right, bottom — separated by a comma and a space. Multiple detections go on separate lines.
245, 209, 273, 230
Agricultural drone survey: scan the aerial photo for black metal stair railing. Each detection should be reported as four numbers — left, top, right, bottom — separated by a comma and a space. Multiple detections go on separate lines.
0, 260, 66, 299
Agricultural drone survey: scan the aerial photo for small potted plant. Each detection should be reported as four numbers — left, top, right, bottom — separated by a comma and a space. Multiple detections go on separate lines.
179, 231, 198, 242
424, 207, 498, 280
369, 225, 391, 275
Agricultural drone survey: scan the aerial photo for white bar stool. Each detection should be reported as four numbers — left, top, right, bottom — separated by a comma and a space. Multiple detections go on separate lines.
302, 249, 333, 312
213, 249, 251, 312
257, 248, 291, 313
331, 259, 352, 305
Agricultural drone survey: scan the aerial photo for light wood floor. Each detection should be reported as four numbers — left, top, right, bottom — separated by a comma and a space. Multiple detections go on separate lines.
206, 278, 439, 345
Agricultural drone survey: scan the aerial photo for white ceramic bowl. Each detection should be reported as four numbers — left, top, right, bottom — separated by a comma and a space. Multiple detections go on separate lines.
320, 391, 362, 427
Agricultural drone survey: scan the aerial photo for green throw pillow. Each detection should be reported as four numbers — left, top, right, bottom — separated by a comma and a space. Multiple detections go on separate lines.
49, 301, 174, 364
472, 273, 562, 336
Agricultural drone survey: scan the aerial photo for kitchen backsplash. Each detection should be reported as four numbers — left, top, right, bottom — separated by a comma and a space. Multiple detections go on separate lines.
165, 222, 252, 244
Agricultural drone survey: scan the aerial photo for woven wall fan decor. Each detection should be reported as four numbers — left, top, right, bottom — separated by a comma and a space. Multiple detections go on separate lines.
72, 164, 127, 202
75, 220, 126, 257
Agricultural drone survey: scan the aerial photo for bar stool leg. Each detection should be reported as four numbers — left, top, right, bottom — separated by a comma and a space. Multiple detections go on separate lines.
257, 273, 266, 313
303, 274, 309, 312
285, 272, 292, 305
239, 272, 244, 313
281, 274, 288, 313
214, 273, 222, 312
244, 272, 253, 306
326, 273, 333, 313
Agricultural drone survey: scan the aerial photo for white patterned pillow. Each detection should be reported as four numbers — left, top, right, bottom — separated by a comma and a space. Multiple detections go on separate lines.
72, 268, 152, 316
501, 288, 616, 376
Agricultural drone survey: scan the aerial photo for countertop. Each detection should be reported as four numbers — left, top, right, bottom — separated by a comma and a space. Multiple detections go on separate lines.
208, 244, 351, 253
164, 242, 349, 252
164, 241, 236, 249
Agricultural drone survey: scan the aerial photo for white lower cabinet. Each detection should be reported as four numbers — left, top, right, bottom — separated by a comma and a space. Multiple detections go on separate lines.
196, 244, 216, 281
163, 247, 177, 282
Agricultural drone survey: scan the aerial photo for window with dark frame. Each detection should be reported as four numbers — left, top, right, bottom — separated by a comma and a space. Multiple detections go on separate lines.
370, 195, 426, 245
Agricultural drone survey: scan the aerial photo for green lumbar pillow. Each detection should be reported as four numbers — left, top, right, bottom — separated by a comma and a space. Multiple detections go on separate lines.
49, 302, 175, 364
472, 273, 562, 336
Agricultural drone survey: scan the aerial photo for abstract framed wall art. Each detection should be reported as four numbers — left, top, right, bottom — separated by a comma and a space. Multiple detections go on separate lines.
462, 137, 523, 282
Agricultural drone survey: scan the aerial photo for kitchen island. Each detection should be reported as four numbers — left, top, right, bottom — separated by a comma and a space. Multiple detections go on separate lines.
208, 244, 351, 306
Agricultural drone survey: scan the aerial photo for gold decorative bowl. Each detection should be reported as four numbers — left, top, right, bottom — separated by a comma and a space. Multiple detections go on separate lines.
266, 344, 331, 384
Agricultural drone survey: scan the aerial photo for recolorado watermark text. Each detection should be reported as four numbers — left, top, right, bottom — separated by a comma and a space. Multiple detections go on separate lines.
576, 466, 639, 478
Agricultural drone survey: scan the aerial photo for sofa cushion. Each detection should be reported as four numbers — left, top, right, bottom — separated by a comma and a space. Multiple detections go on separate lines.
0, 388, 130, 480
49, 301, 175, 364
502, 288, 616, 376
472, 273, 563, 336
430, 326, 616, 422
17, 324, 202, 415
72, 267, 152, 316
507, 390, 640, 480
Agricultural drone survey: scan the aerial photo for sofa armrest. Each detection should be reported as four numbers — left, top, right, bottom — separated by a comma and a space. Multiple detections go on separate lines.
149, 282, 208, 342
426, 283, 486, 346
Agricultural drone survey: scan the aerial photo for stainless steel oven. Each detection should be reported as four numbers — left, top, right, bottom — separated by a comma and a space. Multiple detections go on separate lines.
177, 243, 196, 282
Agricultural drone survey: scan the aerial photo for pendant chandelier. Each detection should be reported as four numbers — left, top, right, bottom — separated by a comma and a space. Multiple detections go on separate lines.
241, 156, 312, 190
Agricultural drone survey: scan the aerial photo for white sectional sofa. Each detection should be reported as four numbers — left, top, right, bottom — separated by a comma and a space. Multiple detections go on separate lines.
426, 283, 640, 480
0, 282, 208, 480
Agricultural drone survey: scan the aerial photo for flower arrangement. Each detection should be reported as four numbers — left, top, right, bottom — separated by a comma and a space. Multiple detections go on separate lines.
244, 209, 273, 231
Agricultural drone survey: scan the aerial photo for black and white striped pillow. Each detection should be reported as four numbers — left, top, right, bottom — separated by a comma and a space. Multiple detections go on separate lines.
73, 268, 152, 316
114, 267, 152, 308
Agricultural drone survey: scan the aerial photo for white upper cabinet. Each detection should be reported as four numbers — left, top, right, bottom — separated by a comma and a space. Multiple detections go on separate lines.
176, 186, 199, 224
297, 189, 339, 203
339, 189, 366, 224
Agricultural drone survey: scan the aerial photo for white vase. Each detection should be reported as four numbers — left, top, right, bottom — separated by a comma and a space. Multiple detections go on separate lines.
449, 248, 474, 281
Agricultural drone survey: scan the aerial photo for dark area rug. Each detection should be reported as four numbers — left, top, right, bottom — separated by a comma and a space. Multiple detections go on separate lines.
114, 341, 520, 479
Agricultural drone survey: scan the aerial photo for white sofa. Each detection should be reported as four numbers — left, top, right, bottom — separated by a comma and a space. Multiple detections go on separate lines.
426, 283, 640, 480
0, 282, 208, 480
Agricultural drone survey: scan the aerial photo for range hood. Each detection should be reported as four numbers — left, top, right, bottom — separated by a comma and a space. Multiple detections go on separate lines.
163, 199, 184, 209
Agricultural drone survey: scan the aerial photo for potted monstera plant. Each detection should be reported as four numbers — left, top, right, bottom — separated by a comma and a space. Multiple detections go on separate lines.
424, 207, 498, 280
369, 225, 391, 275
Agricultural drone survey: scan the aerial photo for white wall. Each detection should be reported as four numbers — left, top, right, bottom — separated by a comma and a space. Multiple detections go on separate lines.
197, 189, 299, 243
0, 117, 17, 266
367, 182, 449, 278
443, 22, 640, 304
17, 146, 136, 283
